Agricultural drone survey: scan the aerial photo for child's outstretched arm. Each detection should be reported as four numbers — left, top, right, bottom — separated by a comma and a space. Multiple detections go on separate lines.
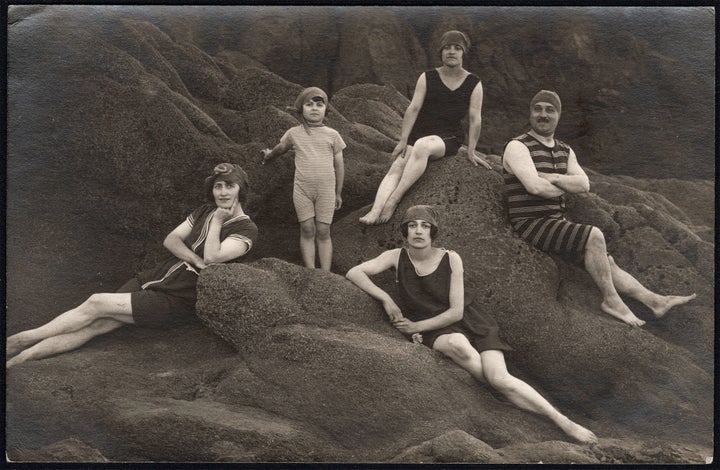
334, 149, 345, 210
261, 139, 292, 165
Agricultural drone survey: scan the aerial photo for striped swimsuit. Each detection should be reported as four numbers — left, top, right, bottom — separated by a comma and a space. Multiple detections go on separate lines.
502, 133, 593, 256
281, 125, 346, 224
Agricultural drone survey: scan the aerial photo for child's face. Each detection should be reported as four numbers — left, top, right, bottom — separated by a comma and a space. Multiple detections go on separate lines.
302, 98, 326, 124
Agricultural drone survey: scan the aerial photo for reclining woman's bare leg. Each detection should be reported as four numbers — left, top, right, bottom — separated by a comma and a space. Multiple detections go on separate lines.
7, 318, 125, 368
7, 292, 134, 357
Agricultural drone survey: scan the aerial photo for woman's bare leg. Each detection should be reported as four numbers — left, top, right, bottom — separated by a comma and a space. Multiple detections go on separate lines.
7, 318, 125, 368
7, 293, 133, 356
377, 137, 446, 224
359, 149, 411, 225
480, 350, 597, 444
434, 334, 597, 444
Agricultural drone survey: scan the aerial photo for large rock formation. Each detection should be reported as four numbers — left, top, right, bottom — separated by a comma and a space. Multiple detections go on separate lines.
6, 5, 714, 464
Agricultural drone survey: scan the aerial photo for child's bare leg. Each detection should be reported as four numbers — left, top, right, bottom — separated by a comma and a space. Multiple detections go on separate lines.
7, 293, 133, 356
299, 218, 317, 269
377, 137, 445, 224
359, 150, 410, 225
7, 318, 125, 368
316, 222, 332, 271
607, 255, 696, 318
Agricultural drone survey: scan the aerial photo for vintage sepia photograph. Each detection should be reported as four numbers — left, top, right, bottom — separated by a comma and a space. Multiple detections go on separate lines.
5, 4, 714, 464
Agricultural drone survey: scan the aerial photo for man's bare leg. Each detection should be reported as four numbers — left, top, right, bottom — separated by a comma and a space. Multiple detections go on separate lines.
607, 255, 696, 318
7, 318, 125, 368
376, 137, 445, 224
583, 228, 645, 326
359, 151, 409, 225
299, 218, 317, 269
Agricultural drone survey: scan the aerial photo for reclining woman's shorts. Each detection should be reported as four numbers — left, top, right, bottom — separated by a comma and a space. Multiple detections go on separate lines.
116, 278, 196, 328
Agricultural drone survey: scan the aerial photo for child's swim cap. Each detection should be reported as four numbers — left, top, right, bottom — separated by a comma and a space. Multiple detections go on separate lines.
294, 87, 328, 114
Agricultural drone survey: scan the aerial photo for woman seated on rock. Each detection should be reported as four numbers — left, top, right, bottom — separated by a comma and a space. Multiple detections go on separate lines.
346, 205, 597, 444
7, 163, 258, 368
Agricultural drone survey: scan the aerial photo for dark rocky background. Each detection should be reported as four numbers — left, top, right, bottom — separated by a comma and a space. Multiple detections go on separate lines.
6, 5, 714, 463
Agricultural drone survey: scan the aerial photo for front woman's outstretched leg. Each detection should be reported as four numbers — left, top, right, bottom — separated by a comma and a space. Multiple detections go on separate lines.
480, 350, 598, 444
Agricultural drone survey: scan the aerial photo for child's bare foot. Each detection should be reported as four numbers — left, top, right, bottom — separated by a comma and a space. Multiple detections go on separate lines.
651, 293, 697, 318
601, 299, 645, 327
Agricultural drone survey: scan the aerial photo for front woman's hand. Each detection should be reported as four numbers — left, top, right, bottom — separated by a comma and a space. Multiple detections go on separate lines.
392, 141, 407, 160
392, 318, 420, 334
382, 299, 403, 322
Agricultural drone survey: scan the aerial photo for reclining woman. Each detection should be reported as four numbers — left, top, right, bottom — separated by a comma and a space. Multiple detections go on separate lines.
346, 205, 598, 444
7, 163, 258, 368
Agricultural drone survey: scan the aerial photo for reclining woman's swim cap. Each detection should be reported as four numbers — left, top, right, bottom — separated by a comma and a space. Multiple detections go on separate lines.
439, 30, 470, 54
400, 205, 440, 239
204, 163, 250, 205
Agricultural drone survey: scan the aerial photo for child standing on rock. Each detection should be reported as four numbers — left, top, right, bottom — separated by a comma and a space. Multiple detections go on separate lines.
262, 87, 346, 271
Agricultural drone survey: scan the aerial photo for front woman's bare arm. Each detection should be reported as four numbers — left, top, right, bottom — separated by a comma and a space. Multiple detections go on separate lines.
346, 249, 403, 321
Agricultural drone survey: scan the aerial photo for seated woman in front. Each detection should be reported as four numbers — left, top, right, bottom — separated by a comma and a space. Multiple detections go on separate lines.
346, 205, 597, 444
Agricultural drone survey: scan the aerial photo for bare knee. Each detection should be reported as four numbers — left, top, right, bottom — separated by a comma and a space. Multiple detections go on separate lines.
300, 222, 316, 239
315, 224, 331, 241
409, 137, 440, 160
80, 294, 113, 318
443, 334, 476, 362
586, 227, 606, 254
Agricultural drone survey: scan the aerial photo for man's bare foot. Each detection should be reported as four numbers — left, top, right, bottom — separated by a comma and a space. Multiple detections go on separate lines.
601, 299, 646, 327
650, 293, 697, 318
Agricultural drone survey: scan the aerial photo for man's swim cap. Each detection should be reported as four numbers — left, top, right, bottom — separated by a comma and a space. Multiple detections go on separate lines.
530, 90, 562, 115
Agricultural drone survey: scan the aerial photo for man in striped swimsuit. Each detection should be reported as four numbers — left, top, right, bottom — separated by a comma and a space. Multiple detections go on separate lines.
502, 90, 695, 327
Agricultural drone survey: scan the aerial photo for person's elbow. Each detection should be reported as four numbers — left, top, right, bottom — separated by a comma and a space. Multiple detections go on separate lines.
524, 181, 547, 196
448, 307, 464, 323
163, 233, 178, 250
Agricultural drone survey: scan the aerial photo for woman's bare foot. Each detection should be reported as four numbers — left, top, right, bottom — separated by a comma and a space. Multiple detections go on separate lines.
6, 332, 33, 357
359, 211, 381, 225
601, 299, 645, 327
650, 293, 697, 318
376, 200, 398, 224
557, 416, 599, 444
